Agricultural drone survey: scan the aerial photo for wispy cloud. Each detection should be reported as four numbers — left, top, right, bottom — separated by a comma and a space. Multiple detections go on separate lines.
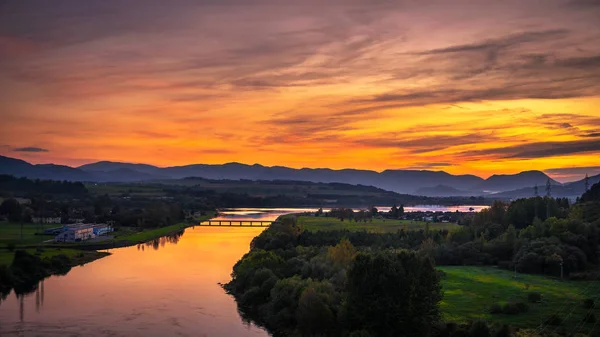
13, 147, 49, 153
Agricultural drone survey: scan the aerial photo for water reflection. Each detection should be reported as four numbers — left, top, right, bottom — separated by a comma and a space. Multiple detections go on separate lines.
0, 227, 270, 337
137, 230, 185, 251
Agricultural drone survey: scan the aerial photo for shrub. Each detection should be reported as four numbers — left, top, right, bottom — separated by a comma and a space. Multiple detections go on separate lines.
528, 292, 542, 303
515, 302, 529, 313
585, 313, 596, 323
7, 242, 15, 252
469, 320, 491, 337
501, 303, 520, 315
545, 314, 562, 326
489, 303, 502, 314
349, 330, 373, 337
583, 298, 595, 309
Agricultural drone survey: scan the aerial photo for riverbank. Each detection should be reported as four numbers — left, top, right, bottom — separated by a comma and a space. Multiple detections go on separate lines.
225, 213, 600, 336
0, 214, 215, 296
0, 213, 215, 258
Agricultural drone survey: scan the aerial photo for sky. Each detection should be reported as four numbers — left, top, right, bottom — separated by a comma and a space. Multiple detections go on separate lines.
1, 0, 599, 182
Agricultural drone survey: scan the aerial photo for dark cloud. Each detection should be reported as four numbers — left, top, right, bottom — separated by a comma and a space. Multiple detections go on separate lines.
402, 162, 454, 169
13, 147, 49, 152
357, 133, 497, 153
459, 138, 600, 159
416, 30, 569, 56
545, 166, 600, 175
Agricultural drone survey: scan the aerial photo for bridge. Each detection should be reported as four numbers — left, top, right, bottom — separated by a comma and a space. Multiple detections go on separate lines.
198, 220, 280, 227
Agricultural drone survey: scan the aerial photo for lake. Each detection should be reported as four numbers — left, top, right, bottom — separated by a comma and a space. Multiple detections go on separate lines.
0, 205, 484, 336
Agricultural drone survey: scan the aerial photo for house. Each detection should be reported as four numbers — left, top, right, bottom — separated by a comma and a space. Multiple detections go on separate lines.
54, 225, 95, 242
53, 223, 113, 242
92, 224, 113, 236
32, 217, 61, 224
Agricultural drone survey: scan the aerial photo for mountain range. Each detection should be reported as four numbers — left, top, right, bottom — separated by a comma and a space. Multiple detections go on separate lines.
1, 155, 596, 199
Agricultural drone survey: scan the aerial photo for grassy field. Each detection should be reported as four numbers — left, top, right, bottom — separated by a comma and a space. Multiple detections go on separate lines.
440, 266, 600, 333
0, 247, 108, 266
86, 183, 166, 197
297, 216, 458, 232
0, 222, 57, 245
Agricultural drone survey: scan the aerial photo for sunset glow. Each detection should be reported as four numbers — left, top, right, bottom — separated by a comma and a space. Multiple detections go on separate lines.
1, 1, 599, 181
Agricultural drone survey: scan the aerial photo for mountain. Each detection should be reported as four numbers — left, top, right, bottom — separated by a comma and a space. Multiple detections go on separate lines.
0, 156, 95, 181
413, 184, 474, 197
475, 171, 559, 193
79, 161, 484, 194
79, 161, 164, 176
2, 155, 590, 198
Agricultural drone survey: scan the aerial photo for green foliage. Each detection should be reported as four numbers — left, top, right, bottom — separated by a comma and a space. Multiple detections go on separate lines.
345, 251, 442, 337
296, 286, 335, 336
348, 330, 374, 337
469, 320, 491, 337
545, 314, 562, 326
583, 298, 595, 309
489, 303, 502, 314
327, 237, 356, 268
527, 292, 542, 303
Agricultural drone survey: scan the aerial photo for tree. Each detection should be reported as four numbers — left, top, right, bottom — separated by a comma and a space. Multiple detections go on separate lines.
327, 238, 356, 268
296, 286, 335, 336
345, 251, 442, 337
0, 198, 23, 222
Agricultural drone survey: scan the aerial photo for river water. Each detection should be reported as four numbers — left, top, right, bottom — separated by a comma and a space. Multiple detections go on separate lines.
0, 218, 276, 336
0, 206, 485, 336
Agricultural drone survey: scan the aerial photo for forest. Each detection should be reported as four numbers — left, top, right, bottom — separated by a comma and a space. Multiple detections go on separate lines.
225, 183, 600, 337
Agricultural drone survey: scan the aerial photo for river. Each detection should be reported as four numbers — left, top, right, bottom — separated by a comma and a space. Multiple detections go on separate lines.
0, 206, 485, 336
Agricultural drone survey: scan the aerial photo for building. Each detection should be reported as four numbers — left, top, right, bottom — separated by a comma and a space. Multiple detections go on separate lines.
54, 225, 95, 242
92, 224, 113, 236
32, 217, 61, 224
53, 223, 113, 242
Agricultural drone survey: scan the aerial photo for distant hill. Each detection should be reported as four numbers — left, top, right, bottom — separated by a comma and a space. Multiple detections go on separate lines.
413, 184, 474, 197
0, 155, 594, 198
474, 171, 559, 193
78, 160, 485, 194
0, 156, 95, 181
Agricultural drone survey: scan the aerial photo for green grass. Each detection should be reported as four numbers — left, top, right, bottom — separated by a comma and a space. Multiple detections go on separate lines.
0, 222, 57, 245
109, 212, 215, 243
440, 266, 600, 333
297, 216, 458, 233
0, 247, 93, 266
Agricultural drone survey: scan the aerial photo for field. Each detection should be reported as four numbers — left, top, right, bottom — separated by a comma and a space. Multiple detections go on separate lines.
440, 266, 600, 333
0, 247, 108, 266
297, 216, 458, 232
0, 222, 57, 245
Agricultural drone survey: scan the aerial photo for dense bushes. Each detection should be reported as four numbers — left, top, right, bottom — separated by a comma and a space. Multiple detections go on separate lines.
225, 218, 442, 337
345, 251, 441, 337
1, 250, 73, 295
225, 185, 600, 336
527, 292, 542, 303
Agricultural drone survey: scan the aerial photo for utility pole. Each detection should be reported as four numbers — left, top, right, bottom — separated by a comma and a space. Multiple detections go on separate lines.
546, 178, 552, 197
560, 261, 564, 281
585, 174, 589, 192
534, 184, 539, 196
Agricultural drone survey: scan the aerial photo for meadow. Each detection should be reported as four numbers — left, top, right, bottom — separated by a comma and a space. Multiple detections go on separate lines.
0, 222, 57, 246
440, 266, 600, 334
297, 215, 458, 232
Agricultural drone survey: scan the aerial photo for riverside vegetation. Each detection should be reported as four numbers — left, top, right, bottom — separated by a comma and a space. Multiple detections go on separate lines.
225, 183, 600, 337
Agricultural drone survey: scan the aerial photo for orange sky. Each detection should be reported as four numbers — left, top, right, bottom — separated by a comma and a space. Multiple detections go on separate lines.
1, 1, 599, 181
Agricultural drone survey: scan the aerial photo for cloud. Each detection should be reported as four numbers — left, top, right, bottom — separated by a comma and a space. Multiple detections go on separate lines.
458, 138, 600, 160
402, 162, 454, 170
13, 147, 49, 152
545, 166, 600, 175
416, 30, 569, 56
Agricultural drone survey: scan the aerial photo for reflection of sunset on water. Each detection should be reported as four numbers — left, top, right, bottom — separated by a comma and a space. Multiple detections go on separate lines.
0, 227, 269, 337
